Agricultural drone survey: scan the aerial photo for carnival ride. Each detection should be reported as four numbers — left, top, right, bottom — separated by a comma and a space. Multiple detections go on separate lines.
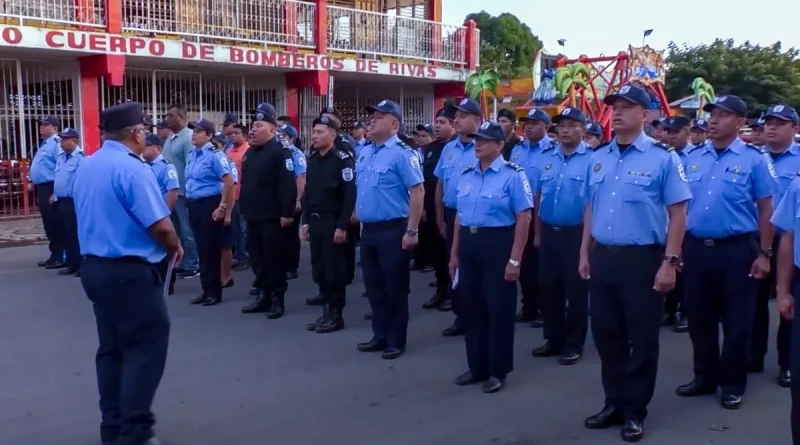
519, 45, 671, 140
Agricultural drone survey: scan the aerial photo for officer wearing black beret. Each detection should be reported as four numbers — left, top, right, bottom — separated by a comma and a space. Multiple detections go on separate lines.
497, 108, 520, 161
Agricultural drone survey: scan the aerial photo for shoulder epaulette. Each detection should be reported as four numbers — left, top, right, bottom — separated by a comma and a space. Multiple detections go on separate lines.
549, 140, 559, 149
593, 142, 610, 151
514, 138, 526, 146
335, 149, 350, 159
396, 139, 413, 150
504, 161, 524, 172
653, 141, 672, 151
746, 143, 766, 153
462, 165, 476, 174
161, 157, 170, 164
210, 146, 220, 153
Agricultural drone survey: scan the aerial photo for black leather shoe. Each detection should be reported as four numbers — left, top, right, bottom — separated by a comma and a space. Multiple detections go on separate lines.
357, 338, 386, 352
529, 315, 544, 328
428, 280, 437, 288
316, 307, 344, 334
779, 369, 792, 388
439, 299, 453, 312
45, 261, 67, 270
422, 293, 445, 309
266, 294, 285, 319
201, 296, 221, 306
305, 294, 325, 306
584, 406, 624, 429
248, 287, 259, 296
515, 311, 534, 323
673, 316, 689, 333
38, 258, 53, 267
364, 312, 373, 320
621, 420, 644, 442
482, 376, 505, 393
307, 307, 327, 331
748, 360, 765, 373
661, 313, 677, 327
721, 393, 743, 409
58, 267, 77, 276
382, 347, 405, 360
454, 370, 486, 386
531, 342, 561, 358
558, 352, 581, 366
441, 318, 464, 337
676, 380, 717, 397
241, 292, 272, 313
190, 294, 208, 305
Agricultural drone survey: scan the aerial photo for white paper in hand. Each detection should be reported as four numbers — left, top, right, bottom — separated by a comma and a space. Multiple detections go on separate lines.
452, 268, 459, 289
163, 253, 176, 298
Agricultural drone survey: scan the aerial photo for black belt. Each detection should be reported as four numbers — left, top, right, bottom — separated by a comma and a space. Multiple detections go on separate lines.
461, 225, 514, 234
309, 212, 337, 220
542, 222, 582, 233
55, 196, 74, 201
84, 254, 155, 266
687, 233, 755, 247
362, 218, 406, 230
595, 243, 662, 253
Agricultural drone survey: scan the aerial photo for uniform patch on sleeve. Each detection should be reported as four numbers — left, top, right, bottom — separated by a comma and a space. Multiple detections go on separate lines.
342, 167, 354, 182
220, 157, 229, 167
672, 152, 688, 182
410, 154, 421, 170
297, 154, 307, 167
168, 168, 178, 180
521, 173, 532, 195
286, 158, 294, 171
766, 155, 777, 179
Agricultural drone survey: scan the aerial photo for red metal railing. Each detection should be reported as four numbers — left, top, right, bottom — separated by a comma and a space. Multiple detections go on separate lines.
0, 159, 33, 218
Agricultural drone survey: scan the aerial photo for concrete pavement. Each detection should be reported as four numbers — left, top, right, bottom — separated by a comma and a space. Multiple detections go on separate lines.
0, 244, 791, 445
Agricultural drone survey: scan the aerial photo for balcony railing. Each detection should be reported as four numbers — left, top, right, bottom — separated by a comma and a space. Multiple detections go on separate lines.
121, 0, 316, 48
0, 0, 106, 29
327, 6, 467, 65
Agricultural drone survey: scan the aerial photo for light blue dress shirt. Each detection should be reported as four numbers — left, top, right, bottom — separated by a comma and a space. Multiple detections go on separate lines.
30, 135, 61, 184
536, 142, 591, 227
768, 143, 800, 205
185, 143, 232, 199
456, 156, 533, 227
771, 177, 800, 267
148, 154, 180, 198
434, 137, 476, 209
510, 135, 555, 191
54, 148, 84, 198
289, 146, 307, 177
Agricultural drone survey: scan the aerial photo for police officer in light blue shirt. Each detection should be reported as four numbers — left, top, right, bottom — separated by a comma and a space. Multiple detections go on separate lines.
448, 121, 532, 394
73, 102, 181, 445
770, 175, 800, 443
52, 127, 84, 276
32, 115, 65, 268
677, 94, 776, 411
689, 118, 709, 149
752, 104, 800, 387
530, 107, 592, 365
352, 121, 368, 158
750, 117, 767, 148
185, 118, 235, 307
355, 99, 424, 360
510, 107, 553, 326
278, 123, 307, 280
584, 121, 605, 149
433, 97, 481, 335
580, 83, 692, 441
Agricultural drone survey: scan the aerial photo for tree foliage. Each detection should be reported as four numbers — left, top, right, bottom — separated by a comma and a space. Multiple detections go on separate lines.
665, 39, 800, 116
466, 11, 542, 80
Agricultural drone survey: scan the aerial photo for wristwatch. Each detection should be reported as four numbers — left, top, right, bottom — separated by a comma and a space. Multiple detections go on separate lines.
663, 255, 680, 266
761, 248, 774, 258
508, 259, 521, 268
406, 228, 419, 236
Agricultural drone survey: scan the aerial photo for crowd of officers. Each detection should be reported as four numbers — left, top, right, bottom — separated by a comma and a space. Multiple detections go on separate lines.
28, 80, 800, 444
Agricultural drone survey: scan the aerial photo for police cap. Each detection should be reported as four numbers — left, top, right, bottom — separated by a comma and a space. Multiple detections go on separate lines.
702, 95, 748, 117
100, 102, 150, 132
365, 99, 403, 124
252, 102, 278, 126
415, 123, 434, 135
764, 104, 799, 125
650, 117, 665, 128
496, 108, 517, 122
435, 107, 455, 121
604, 83, 651, 108
312, 116, 340, 131
39, 115, 61, 128
188, 118, 216, 134
223, 112, 239, 126
352, 121, 367, 130
748, 117, 765, 128
586, 122, 603, 137
552, 107, 587, 125
277, 115, 292, 124
58, 127, 80, 139
468, 121, 505, 141
156, 119, 169, 129
319, 106, 342, 121
691, 118, 709, 131
145, 133, 163, 146
212, 131, 232, 148
662, 116, 691, 131
279, 124, 298, 139
451, 98, 482, 118
519, 108, 551, 125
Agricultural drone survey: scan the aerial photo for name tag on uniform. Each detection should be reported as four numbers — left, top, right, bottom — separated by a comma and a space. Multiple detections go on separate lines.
725, 166, 744, 175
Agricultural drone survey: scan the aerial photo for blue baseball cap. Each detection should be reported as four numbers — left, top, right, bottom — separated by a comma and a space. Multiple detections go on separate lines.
764, 104, 799, 125
223, 112, 239, 126
58, 127, 79, 139
145, 133, 163, 146
366, 99, 403, 123
552, 107, 587, 125
188, 118, 216, 134
39, 116, 61, 128
702, 95, 748, 117
451, 98, 483, 117
156, 119, 168, 129
468, 121, 505, 141
100, 102, 149, 132
650, 117, 666, 128
352, 121, 367, 130
604, 84, 651, 108
586, 122, 603, 137
212, 131, 232, 148
436, 107, 455, 121
279, 124, 298, 139
252, 102, 278, 125
519, 108, 551, 124
691, 118, 709, 131
749, 117, 765, 128
415, 123, 434, 135
662, 116, 691, 131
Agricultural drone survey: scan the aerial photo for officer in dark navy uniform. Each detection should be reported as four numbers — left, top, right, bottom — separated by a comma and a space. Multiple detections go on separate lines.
581, 84, 692, 442
450, 121, 532, 393
73, 102, 182, 445
421, 107, 457, 310
497, 108, 520, 161
240, 103, 298, 319
355, 99, 424, 360
302, 116, 357, 333
751, 104, 800, 387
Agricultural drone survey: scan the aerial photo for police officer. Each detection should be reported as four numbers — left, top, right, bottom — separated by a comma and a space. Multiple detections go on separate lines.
676, 95, 776, 411
751, 104, 800, 387
185, 118, 235, 307
547, 124, 560, 142
650, 117, 667, 143
511, 108, 553, 327
449, 121, 533, 393
750, 117, 767, 148
584, 122, 604, 149
770, 174, 800, 444
240, 103, 297, 318
413, 124, 434, 150
302, 116, 357, 333
32, 115, 64, 269
73, 102, 181, 445
580, 84, 692, 442
143, 133, 180, 295
52, 127, 84, 276
530, 107, 591, 365
421, 108, 457, 310
690, 118, 709, 148
351, 121, 368, 157
278, 123, 307, 280
434, 98, 481, 336
661, 115, 693, 333
156, 119, 172, 143
497, 108, 521, 161
356, 99, 424, 359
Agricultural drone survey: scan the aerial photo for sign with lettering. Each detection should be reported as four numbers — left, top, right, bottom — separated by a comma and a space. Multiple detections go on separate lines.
0, 25, 467, 81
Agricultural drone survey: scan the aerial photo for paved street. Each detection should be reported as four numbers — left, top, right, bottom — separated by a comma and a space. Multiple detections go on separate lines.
0, 244, 792, 445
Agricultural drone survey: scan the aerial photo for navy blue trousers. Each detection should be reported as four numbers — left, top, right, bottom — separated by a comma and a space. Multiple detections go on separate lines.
683, 234, 758, 396
36, 181, 63, 262
752, 235, 792, 370
790, 268, 800, 444
56, 197, 82, 270
459, 225, 517, 379
81, 256, 170, 445
187, 194, 226, 299
361, 218, 410, 349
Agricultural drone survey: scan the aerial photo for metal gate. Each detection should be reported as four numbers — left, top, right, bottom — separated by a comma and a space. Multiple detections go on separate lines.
298, 84, 329, 150
332, 80, 433, 136
100, 68, 284, 127
0, 59, 81, 218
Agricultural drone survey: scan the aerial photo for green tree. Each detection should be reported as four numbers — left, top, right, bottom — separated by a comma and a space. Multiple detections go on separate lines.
466, 11, 542, 80
665, 39, 800, 116
465, 68, 501, 115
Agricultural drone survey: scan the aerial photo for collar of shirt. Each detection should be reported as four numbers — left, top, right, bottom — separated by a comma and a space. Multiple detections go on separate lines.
60, 148, 82, 159
768, 142, 800, 157
524, 135, 551, 151
193, 142, 214, 156
231, 142, 249, 152
606, 132, 654, 154
552, 141, 588, 158
170, 126, 191, 140
148, 154, 165, 165
356, 138, 366, 145
700, 137, 746, 155
374, 134, 400, 151
474, 155, 506, 173
102, 139, 136, 155
455, 138, 474, 151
